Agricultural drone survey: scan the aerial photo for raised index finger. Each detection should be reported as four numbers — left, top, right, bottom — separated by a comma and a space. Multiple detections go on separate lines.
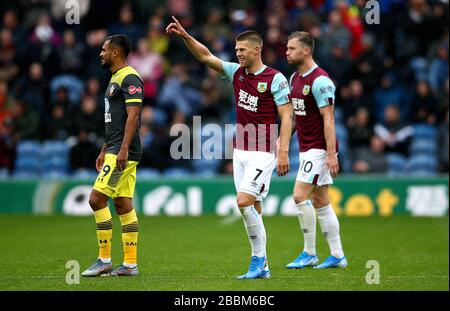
172, 15, 181, 26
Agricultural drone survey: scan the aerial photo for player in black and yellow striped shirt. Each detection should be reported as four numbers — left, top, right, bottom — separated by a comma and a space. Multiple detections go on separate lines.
81, 35, 142, 277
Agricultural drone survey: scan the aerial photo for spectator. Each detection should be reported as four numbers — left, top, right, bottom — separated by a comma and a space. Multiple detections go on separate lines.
83, 28, 109, 85
128, 38, 163, 103
52, 86, 72, 108
0, 28, 19, 82
428, 42, 449, 94
0, 121, 15, 173
351, 33, 383, 94
352, 135, 388, 173
50, 73, 84, 106
10, 99, 40, 141
343, 79, 373, 121
374, 105, 413, 156
13, 62, 47, 114
1, 10, 26, 47
85, 77, 103, 108
45, 103, 72, 140
0, 80, 14, 126
146, 14, 170, 55
69, 129, 99, 172
348, 107, 374, 150
411, 80, 438, 125
27, 13, 61, 78
320, 9, 351, 58
58, 30, 84, 75
321, 42, 352, 87
157, 64, 203, 117
374, 72, 410, 122
438, 108, 449, 173
71, 95, 103, 138
108, 3, 143, 47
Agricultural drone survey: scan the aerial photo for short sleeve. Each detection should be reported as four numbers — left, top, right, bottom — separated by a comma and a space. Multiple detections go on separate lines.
122, 74, 143, 106
312, 76, 335, 108
271, 72, 291, 106
220, 61, 240, 82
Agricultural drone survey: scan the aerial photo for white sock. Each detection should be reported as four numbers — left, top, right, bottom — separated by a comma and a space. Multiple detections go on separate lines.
240, 206, 264, 258
316, 204, 344, 258
259, 213, 268, 263
123, 262, 137, 268
296, 200, 317, 256
99, 258, 111, 264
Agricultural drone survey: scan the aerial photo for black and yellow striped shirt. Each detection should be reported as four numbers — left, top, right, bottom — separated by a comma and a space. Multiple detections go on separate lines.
104, 66, 143, 161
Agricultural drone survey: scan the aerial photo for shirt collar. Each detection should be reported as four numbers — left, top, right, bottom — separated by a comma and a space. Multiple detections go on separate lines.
246, 65, 266, 76
300, 65, 318, 78
113, 65, 129, 75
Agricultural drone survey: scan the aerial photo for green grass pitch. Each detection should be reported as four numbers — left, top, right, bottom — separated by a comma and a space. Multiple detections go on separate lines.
0, 215, 447, 291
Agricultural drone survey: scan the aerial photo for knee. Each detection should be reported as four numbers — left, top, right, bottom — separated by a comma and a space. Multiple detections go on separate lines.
311, 196, 329, 209
237, 194, 255, 209
293, 192, 308, 205
88, 192, 103, 210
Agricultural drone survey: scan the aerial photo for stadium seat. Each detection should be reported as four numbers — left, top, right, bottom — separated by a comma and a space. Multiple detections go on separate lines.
194, 169, 217, 177
412, 124, 438, 140
405, 154, 438, 176
42, 155, 69, 172
42, 170, 68, 180
16, 140, 40, 157
0, 167, 9, 179
14, 156, 41, 174
192, 158, 221, 174
41, 140, 70, 158
72, 169, 98, 180
163, 167, 192, 178
387, 152, 407, 176
137, 168, 161, 179
12, 170, 40, 179
409, 139, 437, 155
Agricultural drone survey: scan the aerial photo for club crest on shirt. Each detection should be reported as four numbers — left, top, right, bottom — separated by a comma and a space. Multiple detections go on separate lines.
257, 82, 267, 93
302, 85, 310, 95
109, 85, 115, 96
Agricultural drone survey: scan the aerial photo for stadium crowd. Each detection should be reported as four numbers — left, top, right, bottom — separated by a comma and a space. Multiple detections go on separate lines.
0, 0, 448, 178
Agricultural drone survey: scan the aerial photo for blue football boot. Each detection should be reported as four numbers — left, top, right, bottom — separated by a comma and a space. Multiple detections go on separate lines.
286, 251, 319, 269
237, 256, 269, 279
314, 255, 347, 269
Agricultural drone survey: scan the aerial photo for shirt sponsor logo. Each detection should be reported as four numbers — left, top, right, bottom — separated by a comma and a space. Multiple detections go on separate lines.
292, 98, 306, 116
128, 85, 142, 95
257, 82, 268, 93
104, 98, 111, 123
279, 80, 289, 91
238, 89, 259, 112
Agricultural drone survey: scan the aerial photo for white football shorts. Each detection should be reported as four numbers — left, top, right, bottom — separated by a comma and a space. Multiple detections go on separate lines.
233, 148, 276, 202
296, 148, 334, 186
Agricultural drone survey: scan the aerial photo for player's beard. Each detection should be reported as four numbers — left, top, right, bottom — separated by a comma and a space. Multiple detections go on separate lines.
101, 58, 112, 70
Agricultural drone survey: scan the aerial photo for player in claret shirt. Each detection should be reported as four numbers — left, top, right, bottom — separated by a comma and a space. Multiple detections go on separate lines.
166, 16, 292, 279
285, 31, 347, 269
